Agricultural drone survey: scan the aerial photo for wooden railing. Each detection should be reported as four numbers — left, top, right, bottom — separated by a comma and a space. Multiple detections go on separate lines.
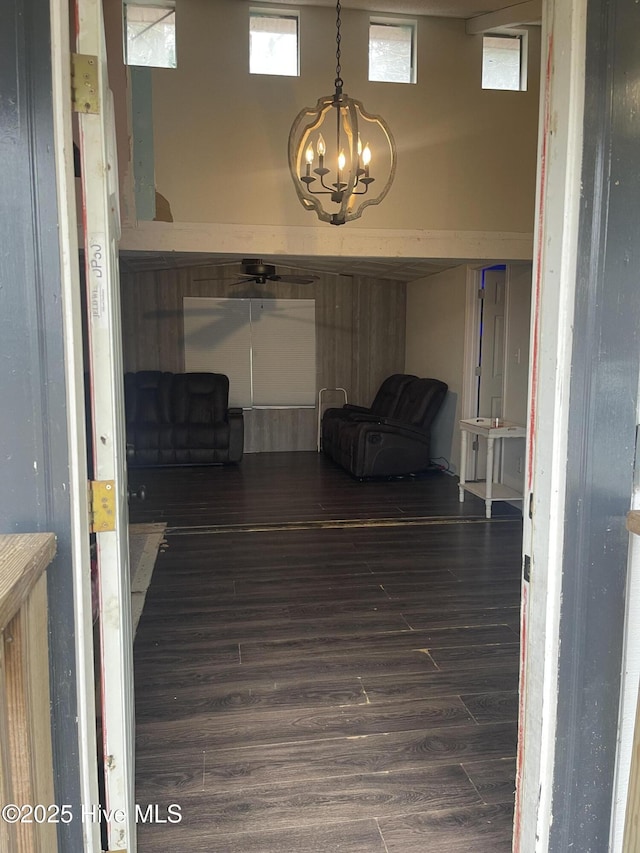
624, 511, 640, 852
0, 533, 58, 853
627, 510, 640, 537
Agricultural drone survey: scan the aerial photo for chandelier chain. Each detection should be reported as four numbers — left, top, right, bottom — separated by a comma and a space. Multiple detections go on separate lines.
334, 1, 343, 91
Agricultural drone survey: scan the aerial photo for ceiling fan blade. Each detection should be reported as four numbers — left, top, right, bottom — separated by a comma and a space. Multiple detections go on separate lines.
270, 274, 319, 285
193, 275, 255, 284
230, 276, 259, 285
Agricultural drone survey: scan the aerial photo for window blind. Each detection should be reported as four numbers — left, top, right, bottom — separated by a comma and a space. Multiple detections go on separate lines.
183, 297, 252, 407
251, 299, 316, 406
182, 297, 316, 407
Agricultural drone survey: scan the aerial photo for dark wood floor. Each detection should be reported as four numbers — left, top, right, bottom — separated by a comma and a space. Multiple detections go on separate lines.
131, 453, 522, 852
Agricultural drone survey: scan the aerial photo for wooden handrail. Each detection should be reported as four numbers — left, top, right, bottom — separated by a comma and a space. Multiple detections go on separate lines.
623, 512, 640, 851
627, 511, 640, 537
0, 534, 57, 632
0, 532, 57, 853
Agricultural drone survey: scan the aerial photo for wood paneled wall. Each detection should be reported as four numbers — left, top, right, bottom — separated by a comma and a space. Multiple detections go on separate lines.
120, 262, 406, 452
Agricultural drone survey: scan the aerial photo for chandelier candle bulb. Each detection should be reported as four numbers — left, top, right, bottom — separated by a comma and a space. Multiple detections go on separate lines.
305, 144, 314, 175
363, 143, 371, 177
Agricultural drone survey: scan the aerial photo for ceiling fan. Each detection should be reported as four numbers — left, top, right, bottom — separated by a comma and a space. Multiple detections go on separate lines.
195, 259, 320, 286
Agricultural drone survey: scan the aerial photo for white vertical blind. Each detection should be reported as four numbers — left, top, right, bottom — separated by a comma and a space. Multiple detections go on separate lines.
182, 297, 316, 407
251, 299, 316, 406
183, 297, 252, 406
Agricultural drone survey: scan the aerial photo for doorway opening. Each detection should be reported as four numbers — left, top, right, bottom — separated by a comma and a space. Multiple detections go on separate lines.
462, 263, 532, 491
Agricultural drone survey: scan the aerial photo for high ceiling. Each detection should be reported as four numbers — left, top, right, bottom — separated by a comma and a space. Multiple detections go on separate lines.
121, 0, 540, 281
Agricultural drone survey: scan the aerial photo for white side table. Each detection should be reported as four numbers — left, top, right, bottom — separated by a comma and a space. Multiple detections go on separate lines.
458, 418, 526, 518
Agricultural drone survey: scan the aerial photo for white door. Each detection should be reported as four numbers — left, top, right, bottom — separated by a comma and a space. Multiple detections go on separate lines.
478, 268, 506, 419
75, 1, 136, 850
476, 267, 506, 479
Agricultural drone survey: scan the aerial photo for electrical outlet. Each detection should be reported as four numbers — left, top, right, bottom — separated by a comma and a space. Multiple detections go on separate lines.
517, 456, 523, 474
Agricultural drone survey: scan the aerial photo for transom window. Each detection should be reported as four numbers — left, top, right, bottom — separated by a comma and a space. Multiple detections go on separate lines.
369, 18, 416, 84
482, 33, 527, 91
250, 9, 299, 76
124, 0, 176, 69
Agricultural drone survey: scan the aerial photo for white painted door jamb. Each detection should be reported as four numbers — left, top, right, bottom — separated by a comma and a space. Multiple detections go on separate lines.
513, 0, 587, 850
462, 265, 483, 421
50, 0, 102, 849
461, 265, 485, 477
75, 0, 136, 849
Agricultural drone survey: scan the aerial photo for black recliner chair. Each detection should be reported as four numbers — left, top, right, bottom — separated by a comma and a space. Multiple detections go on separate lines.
321, 373, 417, 457
124, 371, 244, 466
333, 377, 448, 478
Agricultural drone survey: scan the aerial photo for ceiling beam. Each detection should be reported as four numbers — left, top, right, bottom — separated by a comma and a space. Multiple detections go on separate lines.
465, 0, 542, 34
120, 220, 535, 265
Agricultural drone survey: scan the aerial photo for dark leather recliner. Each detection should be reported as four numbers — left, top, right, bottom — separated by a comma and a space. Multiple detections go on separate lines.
321, 373, 417, 457
332, 377, 448, 478
124, 371, 244, 467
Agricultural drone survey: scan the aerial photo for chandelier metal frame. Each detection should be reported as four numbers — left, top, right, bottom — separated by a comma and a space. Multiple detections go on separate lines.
287, 1, 397, 226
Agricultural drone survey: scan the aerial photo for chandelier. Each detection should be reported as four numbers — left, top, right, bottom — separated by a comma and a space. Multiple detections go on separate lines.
287, 1, 397, 226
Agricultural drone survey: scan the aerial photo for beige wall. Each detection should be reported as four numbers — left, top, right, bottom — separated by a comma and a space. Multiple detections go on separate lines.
405, 265, 468, 471
124, 2, 541, 234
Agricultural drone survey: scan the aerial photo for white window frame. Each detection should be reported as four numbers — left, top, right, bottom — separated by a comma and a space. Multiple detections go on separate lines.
249, 6, 300, 77
123, 0, 176, 69
368, 16, 417, 85
481, 29, 528, 92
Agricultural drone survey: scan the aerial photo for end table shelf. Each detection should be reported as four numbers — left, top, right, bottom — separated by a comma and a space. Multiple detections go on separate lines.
458, 418, 526, 518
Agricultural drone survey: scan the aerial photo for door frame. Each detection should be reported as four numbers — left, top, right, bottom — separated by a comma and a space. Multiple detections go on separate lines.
512, 0, 640, 848
461, 264, 485, 428
461, 263, 510, 480
514, 0, 587, 845
74, 0, 137, 844
50, 0, 102, 850
51, 0, 136, 847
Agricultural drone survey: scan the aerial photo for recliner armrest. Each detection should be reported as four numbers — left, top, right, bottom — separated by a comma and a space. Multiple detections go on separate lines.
343, 411, 426, 432
338, 411, 383, 426
342, 403, 370, 413
322, 404, 370, 420
357, 417, 430, 441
